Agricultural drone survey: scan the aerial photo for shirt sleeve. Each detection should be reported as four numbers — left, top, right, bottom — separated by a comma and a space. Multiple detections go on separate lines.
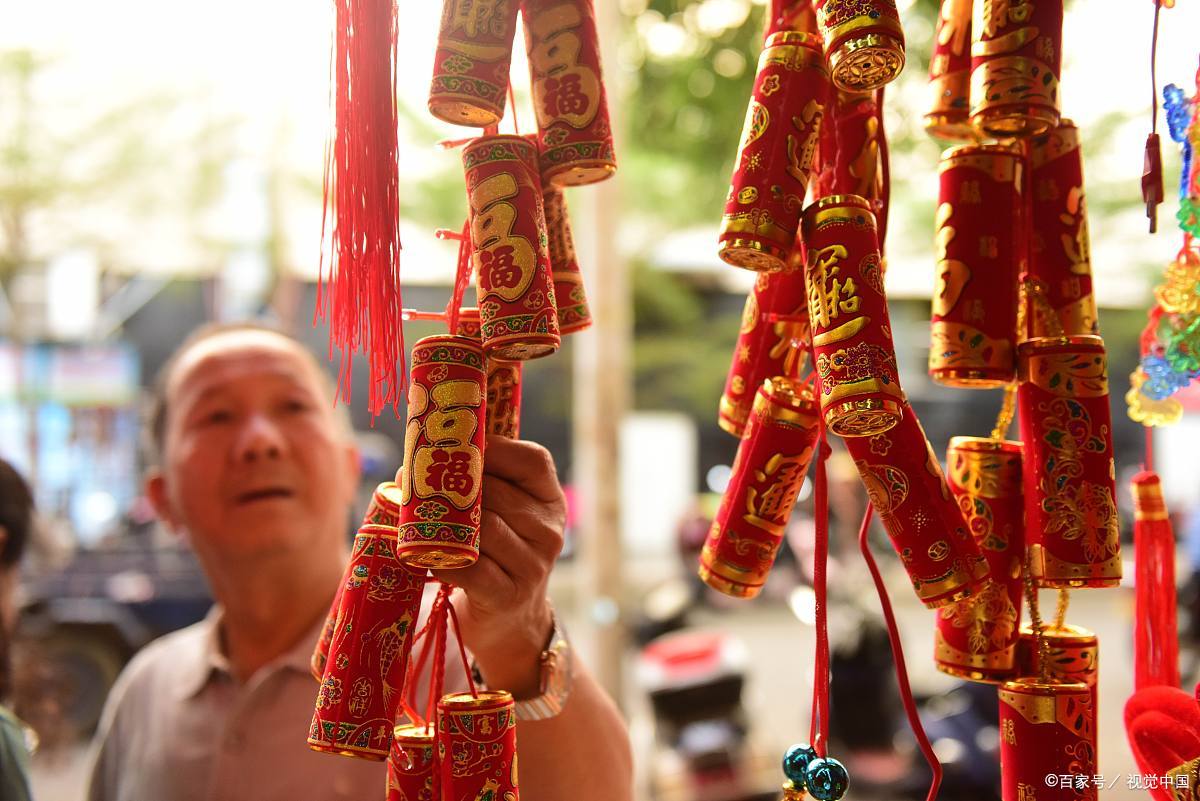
0, 710, 33, 801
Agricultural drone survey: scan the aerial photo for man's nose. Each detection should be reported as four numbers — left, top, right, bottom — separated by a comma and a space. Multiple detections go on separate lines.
234, 413, 286, 462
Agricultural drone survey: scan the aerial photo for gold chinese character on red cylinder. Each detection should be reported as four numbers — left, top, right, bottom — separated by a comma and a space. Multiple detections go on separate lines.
845, 404, 991, 608
925, 0, 973, 140
929, 143, 1023, 387
543, 186, 593, 334
312, 482, 404, 680
398, 335, 487, 569
429, 0, 521, 127
935, 438, 1024, 682
523, 0, 616, 187
309, 524, 426, 760
485, 360, 522, 438
801, 194, 904, 436
815, 89, 883, 212
463, 135, 561, 360
387, 724, 436, 801
998, 678, 1096, 801
1016, 624, 1098, 711
1017, 335, 1121, 588
437, 691, 520, 801
719, 32, 828, 272
701, 379, 822, 598
718, 270, 810, 437
814, 0, 906, 92
1026, 120, 1100, 337
970, 0, 1062, 138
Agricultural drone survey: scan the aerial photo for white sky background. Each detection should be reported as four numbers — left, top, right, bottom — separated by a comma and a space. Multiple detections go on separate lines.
2, 1, 1199, 297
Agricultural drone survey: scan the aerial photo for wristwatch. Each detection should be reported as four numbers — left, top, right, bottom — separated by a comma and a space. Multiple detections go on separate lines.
472, 606, 573, 721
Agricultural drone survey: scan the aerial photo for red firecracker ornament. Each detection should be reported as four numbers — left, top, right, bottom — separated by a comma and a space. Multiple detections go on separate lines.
814, 0, 906, 93
437, 691, 520, 801
766, 0, 818, 36
999, 678, 1097, 801
970, 0, 1062, 137
929, 143, 1023, 387
387, 724, 436, 801
816, 89, 884, 214
926, 0, 973, 140
398, 334, 487, 569
543, 186, 593, 334
429, 0, 520, 127
1016, 623, 1099, 711
456, 308, 524, 439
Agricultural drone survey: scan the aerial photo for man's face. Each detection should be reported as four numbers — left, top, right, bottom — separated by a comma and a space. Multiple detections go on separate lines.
148, 331, 359, 567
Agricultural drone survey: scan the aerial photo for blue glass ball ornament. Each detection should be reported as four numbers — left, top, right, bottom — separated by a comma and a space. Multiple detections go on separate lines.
805, 756, 850, 801
782, 743, 818, 786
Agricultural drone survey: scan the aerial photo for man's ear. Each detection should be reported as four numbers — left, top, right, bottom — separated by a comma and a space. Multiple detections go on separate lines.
342, 443, 363, 506
145, 469, 179, 532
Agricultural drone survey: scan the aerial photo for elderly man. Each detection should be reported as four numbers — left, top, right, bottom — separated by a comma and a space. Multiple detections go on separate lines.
88, 322, 633, 801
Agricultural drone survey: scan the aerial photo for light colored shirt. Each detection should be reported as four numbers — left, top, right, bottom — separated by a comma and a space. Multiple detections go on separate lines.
87, 589, 466, 801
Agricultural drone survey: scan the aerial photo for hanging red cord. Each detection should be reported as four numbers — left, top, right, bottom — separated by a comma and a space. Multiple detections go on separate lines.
445, 221, 474, 333
809, 433, 832, 755
856, 503, 943, 801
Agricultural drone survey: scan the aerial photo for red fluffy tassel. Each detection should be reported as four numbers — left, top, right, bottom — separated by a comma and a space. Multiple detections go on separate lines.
1132, 470, 1179, 691
317, 0, 403, 418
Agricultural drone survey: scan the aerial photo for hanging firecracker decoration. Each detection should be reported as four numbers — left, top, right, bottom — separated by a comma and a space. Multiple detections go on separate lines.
1026, 120, 1101, 337
542, 186, 594, 334
925, 0, 973, 141
1016, 622, 1099, 710
1017, 335, 1121, 588
718, 269, 811, 437
767, 0, 818, 37
308, 524, 426, 760
455, 308, 524, 439
929, 143, 1023, 388
969, 0, 1063, 138
522, 0, 617, 187
398, 334, 487, 569
998, 678, 1097, 801
817, 89, 884, 208
813, 0, 906, 93
386, 724, 436, 801
700, 379, 821, 598
463, 134, 561, 360
437, 691, 520, 801
428, 0, 520, 127
935, 437, 1024, 682
719, 31, 829, 272
844, 405, 990, 608
802, 194, 905, 436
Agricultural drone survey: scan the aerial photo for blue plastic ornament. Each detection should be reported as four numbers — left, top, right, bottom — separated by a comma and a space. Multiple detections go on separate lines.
1141, 353, 1192, 400
1164, 84, 1192, 143
805, 756, 850, 801
782, 743, 818, 786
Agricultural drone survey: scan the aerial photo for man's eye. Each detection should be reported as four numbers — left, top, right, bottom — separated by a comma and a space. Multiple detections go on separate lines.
202, 410, 233, 425
282, 398, 311, 413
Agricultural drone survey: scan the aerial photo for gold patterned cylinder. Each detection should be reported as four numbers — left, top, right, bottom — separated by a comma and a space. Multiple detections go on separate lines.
1015, 624, 1098, 709
719, 31, 829, 272
312, 482, 404, 680
700, 379, 822, 598
845, 404, 991, 608
998, 678, 1096, 801
926, 0, 973, 140
437, 691, 520, 801
1026, 120, 1100, 337
308, 525, 427, 760
814, 0, 906, 92
463, 135, 561, 361
935, 438, 1024, 682
969, 0, 1062, 138
454, 308, 523, 439
767, 0, 818, 36
802, 194, 904, 437
718, 269, 810, 437
929, 143, 1023, 387
387, 724, 436, 801
1017, 336, 1121, 588
543, 187, 592, 334
429, 0, 521, 127
523, 0, 617, 187
398, 335, 487, 569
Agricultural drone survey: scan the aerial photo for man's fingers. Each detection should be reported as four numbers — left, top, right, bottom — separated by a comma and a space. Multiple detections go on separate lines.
481, 475, 565, 557
482, 436, 563, 504
430, 550, 517, 609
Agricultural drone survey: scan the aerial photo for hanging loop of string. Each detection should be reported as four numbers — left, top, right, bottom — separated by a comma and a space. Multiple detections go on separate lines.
808, 431, 833, 755
445, 593, 480, 698
445, 221, 474, 333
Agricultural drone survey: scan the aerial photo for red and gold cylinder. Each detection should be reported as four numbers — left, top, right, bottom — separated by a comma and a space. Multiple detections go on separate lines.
802, 194, 904, 437
701, 379, 822, 598
817, 90, 884, 211
767, 0, 818, 37
387, 724, 436, 801
1017, 335, 1121, 588
428, 0, 521, 127
998, 678, 1096, 801
456, 308, 523, 439
845, 405, 991, 608
719, 31, 829, 272
523, 0, 616, 187
814, 0, 906, 93
543, 186, 593, 334
718, 269, 810, 437
437, 691, 520, 800
463, 135, 560, 361
308, 525, 427, 760
312, 482, 404, 680
1026, 120, 1100, 337
929, 143, 1023, 387
969, 0, 1062, 138
935, 438, 1024, 682
925, 0, 973, 140
398, 335, 487, 569
1016, 624, 1099, 711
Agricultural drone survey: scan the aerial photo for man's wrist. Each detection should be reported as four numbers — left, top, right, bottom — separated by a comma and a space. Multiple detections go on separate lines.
468, 602, 554, 700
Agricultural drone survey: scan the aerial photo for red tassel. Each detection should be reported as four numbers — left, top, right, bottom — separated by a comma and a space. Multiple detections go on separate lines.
1132, 470, 1179, 691
317, 0, 403, 418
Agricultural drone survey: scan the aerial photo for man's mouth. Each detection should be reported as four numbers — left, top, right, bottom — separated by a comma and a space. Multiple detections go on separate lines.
236, 488, 295, 504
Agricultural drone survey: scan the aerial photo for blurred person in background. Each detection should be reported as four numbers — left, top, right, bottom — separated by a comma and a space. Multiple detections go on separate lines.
87, 322, 632, 801
1, 458, 36, 801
